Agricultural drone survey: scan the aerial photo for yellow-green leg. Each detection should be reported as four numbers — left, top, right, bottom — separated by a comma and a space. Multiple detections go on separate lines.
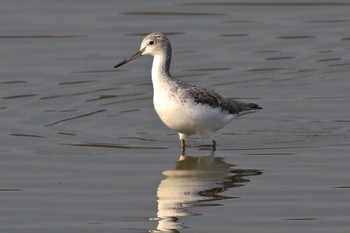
180, 139, 186, 155
212, 140, 216, 152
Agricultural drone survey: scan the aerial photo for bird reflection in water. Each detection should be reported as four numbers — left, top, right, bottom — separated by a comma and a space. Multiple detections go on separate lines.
150, 152, 262, 232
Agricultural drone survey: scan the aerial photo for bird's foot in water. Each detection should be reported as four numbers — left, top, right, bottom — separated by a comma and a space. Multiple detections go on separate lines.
180, 139, 216, 155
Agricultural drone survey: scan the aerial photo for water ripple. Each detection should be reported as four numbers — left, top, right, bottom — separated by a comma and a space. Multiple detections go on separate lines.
180, 2, 350, 6
2, 94, 38, 99
10, 133, 47, 138
64, 142, 167, 150
45, 110, 107, 126
122, 12, 225, 16
0, 35, 84, 39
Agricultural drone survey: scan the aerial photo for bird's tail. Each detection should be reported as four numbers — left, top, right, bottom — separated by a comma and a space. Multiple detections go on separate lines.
228, 98, 262, 117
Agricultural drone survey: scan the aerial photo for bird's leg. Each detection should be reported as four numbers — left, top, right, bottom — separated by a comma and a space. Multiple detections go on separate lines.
212, 140, 216, 152
180, 139, 186, 155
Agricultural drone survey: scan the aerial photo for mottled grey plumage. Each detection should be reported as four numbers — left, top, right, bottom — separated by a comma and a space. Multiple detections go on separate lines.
173, 80, 261, 115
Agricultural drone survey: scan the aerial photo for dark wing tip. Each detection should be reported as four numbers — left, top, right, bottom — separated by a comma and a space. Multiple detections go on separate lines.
248, 103, 262, 110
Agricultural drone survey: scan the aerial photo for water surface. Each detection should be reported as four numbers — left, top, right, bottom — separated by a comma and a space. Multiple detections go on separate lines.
0, 1, 350, 232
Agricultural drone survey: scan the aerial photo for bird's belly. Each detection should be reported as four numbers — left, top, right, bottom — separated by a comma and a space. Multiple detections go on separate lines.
153, 93, 235, 137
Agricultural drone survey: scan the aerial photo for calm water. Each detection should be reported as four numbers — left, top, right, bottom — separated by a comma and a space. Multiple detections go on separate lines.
1, 1, 350, 232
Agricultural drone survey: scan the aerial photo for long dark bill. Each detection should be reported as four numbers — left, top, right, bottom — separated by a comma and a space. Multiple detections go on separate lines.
114, 48, 145, 69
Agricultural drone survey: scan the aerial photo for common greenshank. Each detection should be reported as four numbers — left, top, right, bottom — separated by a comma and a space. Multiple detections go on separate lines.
114, 32, 262, 154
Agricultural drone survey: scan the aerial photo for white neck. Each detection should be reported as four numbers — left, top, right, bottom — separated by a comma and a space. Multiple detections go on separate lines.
151, 54, 172, 91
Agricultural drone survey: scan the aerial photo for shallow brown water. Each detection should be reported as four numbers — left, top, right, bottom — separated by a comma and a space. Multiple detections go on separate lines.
1, 1, 350, 232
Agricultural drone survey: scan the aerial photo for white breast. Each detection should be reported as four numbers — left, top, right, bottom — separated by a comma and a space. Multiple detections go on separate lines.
153, 87, 235, 138
151, 54, 235, 139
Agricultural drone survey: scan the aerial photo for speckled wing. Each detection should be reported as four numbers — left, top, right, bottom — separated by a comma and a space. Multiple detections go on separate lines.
179, 82, 262, 115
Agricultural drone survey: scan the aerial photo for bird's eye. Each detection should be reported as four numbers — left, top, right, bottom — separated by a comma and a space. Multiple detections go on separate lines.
148, 41, 155, 45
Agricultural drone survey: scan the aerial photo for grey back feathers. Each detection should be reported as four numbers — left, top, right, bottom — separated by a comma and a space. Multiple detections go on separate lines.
176, 80, 262, 115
